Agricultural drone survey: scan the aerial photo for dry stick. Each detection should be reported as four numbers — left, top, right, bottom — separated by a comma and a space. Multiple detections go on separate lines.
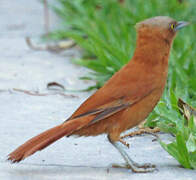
13, 88, 47, 96
12, 88, 78, 98
47, 82, 65, 91
26, 37, 46, 51
44, 0, 49, 36
26, 37, 77, 52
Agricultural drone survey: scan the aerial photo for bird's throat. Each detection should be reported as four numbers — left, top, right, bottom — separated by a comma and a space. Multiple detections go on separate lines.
132, 33, 173, 67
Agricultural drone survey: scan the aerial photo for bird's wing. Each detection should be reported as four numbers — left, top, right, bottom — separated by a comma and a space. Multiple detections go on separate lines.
71, 101, 130, 125
66, 87, 156, 127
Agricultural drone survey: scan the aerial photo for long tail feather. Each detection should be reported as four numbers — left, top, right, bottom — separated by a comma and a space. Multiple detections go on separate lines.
7, 116, 93, 163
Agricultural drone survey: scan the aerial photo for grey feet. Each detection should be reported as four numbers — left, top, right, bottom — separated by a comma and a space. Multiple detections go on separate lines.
131, 162, 156, 173
133, 162, 156, 168
108, 135, 157, 173
112, 162, 156, 173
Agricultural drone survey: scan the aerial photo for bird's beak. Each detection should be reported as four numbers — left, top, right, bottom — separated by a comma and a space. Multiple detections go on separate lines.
175, 21, 190, 31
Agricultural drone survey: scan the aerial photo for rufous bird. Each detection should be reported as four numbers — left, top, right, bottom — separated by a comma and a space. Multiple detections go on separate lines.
8, 16, 189, 173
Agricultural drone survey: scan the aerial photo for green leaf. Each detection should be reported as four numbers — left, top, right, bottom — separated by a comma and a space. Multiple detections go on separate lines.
186, 133, 196, 153
176, 133, 191, 168
189, 151, 196, 169
159, 140, 182, 164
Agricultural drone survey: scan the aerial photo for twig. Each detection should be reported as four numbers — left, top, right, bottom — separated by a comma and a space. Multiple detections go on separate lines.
47, 82, 65, 91
26, 37, 45, 51
44, 0, 49, 36
12, 88, 78, 98
25, 37, 77, 52
13, 88, 48, 96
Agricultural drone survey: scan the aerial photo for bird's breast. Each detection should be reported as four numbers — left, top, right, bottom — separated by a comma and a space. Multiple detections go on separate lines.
117, 87, 164, 132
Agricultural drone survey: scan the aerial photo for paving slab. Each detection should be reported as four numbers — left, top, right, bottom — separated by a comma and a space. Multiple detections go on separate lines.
1, 0, 196, 179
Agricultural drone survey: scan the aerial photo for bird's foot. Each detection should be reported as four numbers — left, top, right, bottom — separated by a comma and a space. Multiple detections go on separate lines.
133, 162, 156, 169
129, 163, 157, 173
112, 163, 130, 168
112, 162, 156, 173
108, 135, 157, 173
121, 127, 160, 139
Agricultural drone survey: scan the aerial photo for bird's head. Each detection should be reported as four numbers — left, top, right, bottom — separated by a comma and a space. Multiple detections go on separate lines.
135, 16, 189, 44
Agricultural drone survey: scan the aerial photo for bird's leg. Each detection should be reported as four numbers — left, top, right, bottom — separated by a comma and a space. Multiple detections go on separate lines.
108, 135, 156, 173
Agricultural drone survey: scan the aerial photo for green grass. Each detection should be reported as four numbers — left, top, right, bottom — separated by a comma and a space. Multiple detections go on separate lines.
50, 0, 196, 169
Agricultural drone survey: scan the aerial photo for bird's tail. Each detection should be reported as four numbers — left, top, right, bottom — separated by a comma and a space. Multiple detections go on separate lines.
8, 116, 92, 163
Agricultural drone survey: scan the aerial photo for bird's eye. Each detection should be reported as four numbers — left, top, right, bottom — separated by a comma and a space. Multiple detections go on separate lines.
170, 23, 176, 30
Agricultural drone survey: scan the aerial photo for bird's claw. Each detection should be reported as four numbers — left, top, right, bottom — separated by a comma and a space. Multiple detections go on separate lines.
119, 139, 130, 148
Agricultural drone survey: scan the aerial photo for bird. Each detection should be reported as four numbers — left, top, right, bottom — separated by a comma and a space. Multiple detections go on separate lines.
7, 16, 189, 173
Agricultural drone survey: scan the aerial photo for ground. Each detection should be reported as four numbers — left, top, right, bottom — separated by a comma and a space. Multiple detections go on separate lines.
0, 0, 196, 179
